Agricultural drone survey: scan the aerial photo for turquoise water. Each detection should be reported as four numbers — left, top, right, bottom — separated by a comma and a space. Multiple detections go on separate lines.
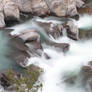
0, 30, 23, 72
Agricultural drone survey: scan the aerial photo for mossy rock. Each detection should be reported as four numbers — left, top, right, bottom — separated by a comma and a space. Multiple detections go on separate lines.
5, 64, 43, 92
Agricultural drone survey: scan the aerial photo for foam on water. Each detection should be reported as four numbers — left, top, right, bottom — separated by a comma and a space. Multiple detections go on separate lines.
27, 35, 92, 92
7, 15, 92, 92
75, 14, 92, 30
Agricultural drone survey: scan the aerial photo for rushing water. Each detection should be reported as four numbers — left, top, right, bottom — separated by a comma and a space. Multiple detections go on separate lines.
26, 15, 92, 92
6, 14, 92, 92
75, 14, 92, 30
1, 10, 92, 92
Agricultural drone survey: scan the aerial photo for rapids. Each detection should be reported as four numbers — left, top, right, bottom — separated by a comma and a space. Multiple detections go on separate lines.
1, 14, 92, 92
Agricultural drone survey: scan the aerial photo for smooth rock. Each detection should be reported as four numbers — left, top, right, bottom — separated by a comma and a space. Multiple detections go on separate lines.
3, 0, 20, 20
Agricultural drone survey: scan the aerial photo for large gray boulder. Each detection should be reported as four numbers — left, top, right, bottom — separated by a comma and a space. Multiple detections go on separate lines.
3, 0, 20, 20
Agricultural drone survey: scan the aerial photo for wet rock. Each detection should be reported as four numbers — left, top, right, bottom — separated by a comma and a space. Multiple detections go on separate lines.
36, 20, 62, 38
0, 73, 10, 88
18, 29, 40, 43
43, 53, 51, 59
11, 29, 43, 62
65, 20, 79, 40
53, 43, 70, 52
12, 50, 30, 67
79, 29, 92, 39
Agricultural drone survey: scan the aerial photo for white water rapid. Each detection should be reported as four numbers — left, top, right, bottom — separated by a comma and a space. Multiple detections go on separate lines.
2, 14, 92, 92
27, 15, 92, 92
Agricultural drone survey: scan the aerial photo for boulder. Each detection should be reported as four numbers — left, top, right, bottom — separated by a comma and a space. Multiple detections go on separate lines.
36, 20, 62, 38
65, 20, 79, 40
47, 0, 78, 17
8, 36, 30, 67
3, 0, 20, 20
11, 29, 43, 57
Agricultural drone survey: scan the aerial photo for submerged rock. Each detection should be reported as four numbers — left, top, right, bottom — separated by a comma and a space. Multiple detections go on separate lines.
52, 43, 70, 52
79, 29, 92, 39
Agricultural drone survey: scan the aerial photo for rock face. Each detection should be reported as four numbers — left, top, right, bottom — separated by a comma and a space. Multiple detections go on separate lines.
65, 20, 79, 40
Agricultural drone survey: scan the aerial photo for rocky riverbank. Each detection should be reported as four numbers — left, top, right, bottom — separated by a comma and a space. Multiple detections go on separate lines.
0, 0, 85, 28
